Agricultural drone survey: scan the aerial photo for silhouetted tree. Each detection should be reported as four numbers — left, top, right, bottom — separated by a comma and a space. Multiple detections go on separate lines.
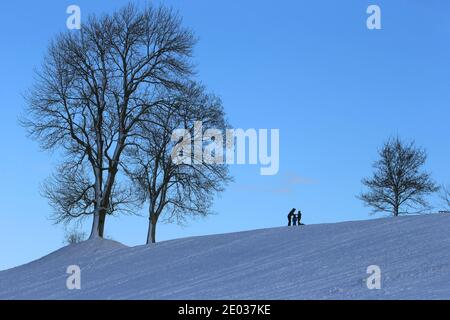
358, 137, 439, 216
125, 82, 232, 244
21, 3, 196, 238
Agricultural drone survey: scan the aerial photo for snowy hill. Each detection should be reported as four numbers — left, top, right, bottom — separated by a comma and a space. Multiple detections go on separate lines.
1, 214, 450, 299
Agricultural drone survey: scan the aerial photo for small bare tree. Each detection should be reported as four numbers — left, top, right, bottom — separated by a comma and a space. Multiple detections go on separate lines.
125, 82, 232, 244
21, 3, 196, 238
41, 161, 137, 225
358, 137, 439, 216
64, 227, 87, 245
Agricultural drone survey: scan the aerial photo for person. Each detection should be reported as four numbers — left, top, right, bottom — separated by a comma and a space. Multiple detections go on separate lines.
287, 208, 296, 226
292, 213, 298, 226
297, 210, 304, 226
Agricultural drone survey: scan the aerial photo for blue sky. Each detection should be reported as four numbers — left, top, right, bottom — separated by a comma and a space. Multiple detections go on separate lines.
1, 0, 450, 270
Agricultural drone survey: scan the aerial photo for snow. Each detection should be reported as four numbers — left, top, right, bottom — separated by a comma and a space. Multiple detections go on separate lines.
1, 214, 450, 299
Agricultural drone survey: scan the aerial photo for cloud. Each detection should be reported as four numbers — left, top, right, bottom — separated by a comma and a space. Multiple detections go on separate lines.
284, 172, 318, 186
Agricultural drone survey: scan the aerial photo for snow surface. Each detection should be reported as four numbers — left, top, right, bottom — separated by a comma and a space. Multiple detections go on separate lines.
1, 214, 450, 299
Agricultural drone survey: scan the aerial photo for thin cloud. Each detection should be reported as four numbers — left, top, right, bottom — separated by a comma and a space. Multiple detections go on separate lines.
284, 172, 318, 186
234, 172, 317, 195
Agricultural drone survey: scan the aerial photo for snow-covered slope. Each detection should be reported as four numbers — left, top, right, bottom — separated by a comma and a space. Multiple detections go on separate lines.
1, 214, 450, 299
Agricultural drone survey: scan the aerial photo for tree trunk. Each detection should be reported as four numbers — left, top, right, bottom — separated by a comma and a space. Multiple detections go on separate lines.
393, 204, 399, 217
90, 169, 105, 239
146, 213, 157, 244
89, 208, 106, 239
89, 155, 121, 240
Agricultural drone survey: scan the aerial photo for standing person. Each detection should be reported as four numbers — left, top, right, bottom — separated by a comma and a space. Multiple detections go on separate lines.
297, 210, 302, 225
287, 208, 296, 226
293, 213, 298, 226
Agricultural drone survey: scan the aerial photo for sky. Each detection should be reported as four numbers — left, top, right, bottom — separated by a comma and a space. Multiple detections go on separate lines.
1, 0, 450, 270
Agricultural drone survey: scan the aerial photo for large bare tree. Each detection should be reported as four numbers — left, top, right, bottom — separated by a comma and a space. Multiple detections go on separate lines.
358, 137, 439, 216
21, 3, 196, 238
125, 82, 232, 244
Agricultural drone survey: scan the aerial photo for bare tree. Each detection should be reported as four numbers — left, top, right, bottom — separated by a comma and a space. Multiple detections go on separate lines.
358, 137, 439, 216
125, 82, 232, 244
440, 185, 450, 210
41, 161, 137, 225
21, 3, 196, 238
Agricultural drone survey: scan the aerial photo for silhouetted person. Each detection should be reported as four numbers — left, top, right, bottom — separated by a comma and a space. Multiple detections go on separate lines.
293, 214, 298, 226
287, 208, 296, 226
297, 210, 302, 225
